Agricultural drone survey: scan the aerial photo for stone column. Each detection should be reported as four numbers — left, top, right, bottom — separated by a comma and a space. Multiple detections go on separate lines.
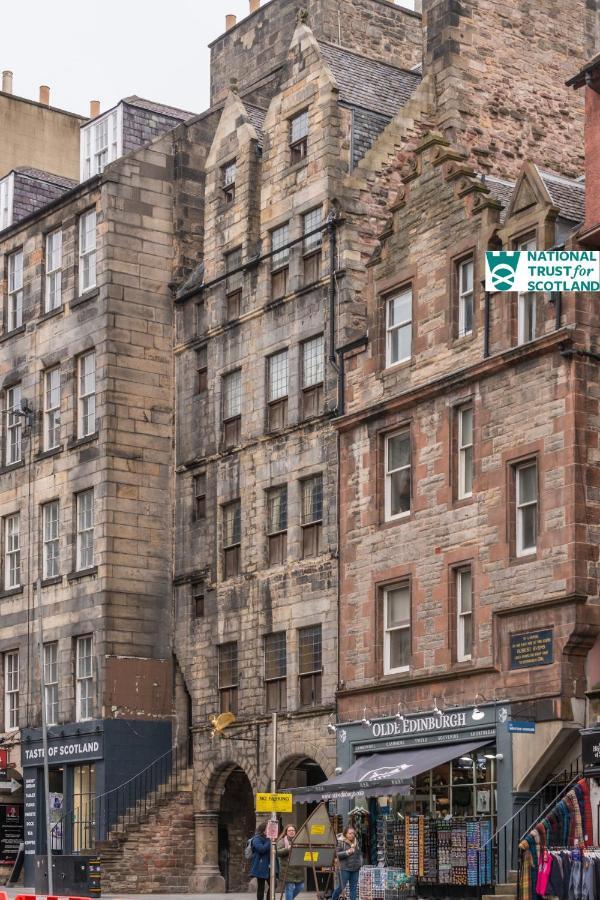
189, 811, 226, 892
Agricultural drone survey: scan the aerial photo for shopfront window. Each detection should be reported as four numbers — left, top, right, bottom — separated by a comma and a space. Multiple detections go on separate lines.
72, 764, 96, 851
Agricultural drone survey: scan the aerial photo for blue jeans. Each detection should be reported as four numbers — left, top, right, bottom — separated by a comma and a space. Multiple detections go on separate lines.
332, 869, 360, 900
284, 881, 304, 900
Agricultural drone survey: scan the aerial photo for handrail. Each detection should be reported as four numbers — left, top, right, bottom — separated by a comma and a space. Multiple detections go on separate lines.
517, 771, 581, 843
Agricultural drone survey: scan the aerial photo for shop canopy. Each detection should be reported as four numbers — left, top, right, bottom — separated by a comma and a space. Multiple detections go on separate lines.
292, 740, 492, 803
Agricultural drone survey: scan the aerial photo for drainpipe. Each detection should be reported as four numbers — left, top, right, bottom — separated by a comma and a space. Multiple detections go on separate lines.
328, 211, 339, 371
483, 290, 491, 359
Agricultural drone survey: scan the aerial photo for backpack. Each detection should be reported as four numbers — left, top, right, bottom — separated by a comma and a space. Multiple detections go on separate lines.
244, 838, 253, 860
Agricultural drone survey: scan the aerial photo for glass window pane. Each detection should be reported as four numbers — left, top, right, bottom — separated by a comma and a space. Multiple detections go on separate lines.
388, 432, 410, 472
521, 504, 537, 549
390, 470, 411, 516
459, 570, 472, 613
518, 464, 537, 504
389, 628, 410, 670
460, 408, 473, 446
388, 291, 411, 327
386, 586, 410, 628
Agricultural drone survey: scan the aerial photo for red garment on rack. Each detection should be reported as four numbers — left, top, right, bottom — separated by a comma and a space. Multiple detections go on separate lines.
578, 780, 593, 847
536, 849, 553, 896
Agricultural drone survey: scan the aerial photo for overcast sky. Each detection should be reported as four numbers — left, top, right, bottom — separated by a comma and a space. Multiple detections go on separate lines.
3, 0, 254, 117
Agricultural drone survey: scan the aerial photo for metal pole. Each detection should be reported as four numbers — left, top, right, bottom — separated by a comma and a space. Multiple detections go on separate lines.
270, 713, 277, 900
37, 577, 53, 894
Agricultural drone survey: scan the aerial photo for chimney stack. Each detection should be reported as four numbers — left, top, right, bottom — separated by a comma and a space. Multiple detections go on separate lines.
249, 0, 260, 12
225, 14, 237, 30
2, 70, 13, 94
569, 61, 600, 239
89, 100, 101, 119
39, 85, 50, 106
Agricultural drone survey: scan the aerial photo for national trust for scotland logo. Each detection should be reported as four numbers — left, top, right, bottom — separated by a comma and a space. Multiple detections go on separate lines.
486, 252, 521, 291
485, 250, 600, 292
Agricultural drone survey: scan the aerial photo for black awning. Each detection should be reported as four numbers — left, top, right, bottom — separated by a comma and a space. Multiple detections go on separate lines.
292, 739, 492, 803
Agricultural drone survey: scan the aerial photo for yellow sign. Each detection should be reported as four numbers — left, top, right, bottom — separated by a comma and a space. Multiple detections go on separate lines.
255, 792, 293, 813
310, 825, 326, 835
304, 851, 319, 862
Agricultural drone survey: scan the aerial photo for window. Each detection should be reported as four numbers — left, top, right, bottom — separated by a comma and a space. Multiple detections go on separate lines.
4, 514, 20, 590
79, 210, 97, 294
298, 625, 322, 707
383, 582, 411, 674
386, 287, 412, 367
223, 500, 241, 578
5, 384, 22, 465
0, 174, 13, 231
218, 642, 238, 714
271, 224, 290, 299
78, 351, 96, 438
457, 406, 473, 500
457, 257, 474, 337
72, 763, 96, 851
81, 108, 122, 180
7, 249, 23, 332
516, 460, 538, 556
4, 651, 19, 731
456, 568, 473, 662
290, 110, 309, 164
193, 473, 206, 521
303, 208, 322, 284
44, 367, 61, 451
517, 236, 536, 344
266, 486, 287, 567
267, 350, 288, 431
75, 636, 93, 721
44, 642, 59, 726
222, 369, 241, 447
301, 335, 324, 419
264, 632, 287, 712
45, 229, 63, 313
195, 346, 208, 394
192, 581, 205, 618
225, 248, 242, 320
76, 489, 94, 571
301, 474, 323, 558
385, 430, 411, 520
42, 501, 60, 580
222, 160, 236, 204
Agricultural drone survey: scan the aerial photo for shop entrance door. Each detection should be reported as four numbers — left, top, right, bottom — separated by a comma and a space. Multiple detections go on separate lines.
72, 764, 95, 851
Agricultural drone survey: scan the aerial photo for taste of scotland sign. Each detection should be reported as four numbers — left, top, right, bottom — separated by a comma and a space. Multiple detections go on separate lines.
510, 629, 553, 670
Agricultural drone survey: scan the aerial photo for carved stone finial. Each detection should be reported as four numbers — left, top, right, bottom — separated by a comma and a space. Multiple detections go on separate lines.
297, 8, 309, 24
230, 77, 239, 94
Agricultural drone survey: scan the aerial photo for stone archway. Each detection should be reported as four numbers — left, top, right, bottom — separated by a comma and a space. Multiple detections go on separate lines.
218, 766, 255, 892
277, 755, 329, 893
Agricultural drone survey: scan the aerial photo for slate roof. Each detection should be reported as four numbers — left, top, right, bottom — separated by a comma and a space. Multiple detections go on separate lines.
14, 167, 77, 190
484, 175, 516, 222
318, 42, 422, 116
537, 167, 585, 223
177, 261, 204, 299
243, 103, 268, 142
123, 96, 196, 121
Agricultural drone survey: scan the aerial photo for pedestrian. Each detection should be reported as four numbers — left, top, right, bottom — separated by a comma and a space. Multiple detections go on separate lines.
277, 824, 305, 900
250, 821, 272, 900
331, 825, 362, 900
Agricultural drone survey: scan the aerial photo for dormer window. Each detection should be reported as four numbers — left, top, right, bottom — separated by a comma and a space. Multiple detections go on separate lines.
81, 107, 123, 181
0, 174, 13, 231
222, 161, 236, 204
290, 110, 308, 165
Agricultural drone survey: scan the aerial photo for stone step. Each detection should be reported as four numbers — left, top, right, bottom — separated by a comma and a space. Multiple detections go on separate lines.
496, 883, 517, 894
508, 871, 518, 884
484, 895, 517, 900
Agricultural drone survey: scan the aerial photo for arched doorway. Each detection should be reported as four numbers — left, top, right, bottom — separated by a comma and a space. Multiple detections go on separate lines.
218, 766, 255, 892
278, 756, 328, 892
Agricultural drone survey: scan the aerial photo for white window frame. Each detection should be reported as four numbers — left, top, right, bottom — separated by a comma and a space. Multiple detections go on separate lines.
78, 351, 96, 438
43, 501, 60, 580
76, 490, 94, 572
302, 335, 324, 388
516, 460, 538, 557
80, 106, 123, 180
5, 384, 22, 465
383, 583, 411, 675
223, 369, 241, 421
0, 174, 14, 231
75, 636, 94, 722
79, 210, 97, 295
44, 367, 61, 451
458, 257, 474, 337
386, 287, 412, 367
384, 430, 411, 521
45, 229, 63, 313
7, 249, 23, 332
517, 236, 537, 345
4, 651, 19, 731
4, 514, 20, 590
457, 567, 473, 662
458, 405, 473, 500
44, 641, 59, 726
268, 350, 288, 402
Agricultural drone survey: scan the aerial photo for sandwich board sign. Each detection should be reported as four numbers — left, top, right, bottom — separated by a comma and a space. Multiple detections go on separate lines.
281, 801, 337, 899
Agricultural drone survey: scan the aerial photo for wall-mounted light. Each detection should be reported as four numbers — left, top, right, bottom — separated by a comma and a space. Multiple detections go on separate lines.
361, 707, 371, 728
327, 714, 337, 734
433, 698, 442, 716
335, 766, 343, 775
484, 752, 504, 761
396, 703, 404, 723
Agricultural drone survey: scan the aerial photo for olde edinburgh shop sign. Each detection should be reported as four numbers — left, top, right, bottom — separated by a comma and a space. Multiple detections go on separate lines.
349, 705, 500, 752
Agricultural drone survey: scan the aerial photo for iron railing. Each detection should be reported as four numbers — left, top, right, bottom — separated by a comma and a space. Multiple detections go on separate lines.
47, 740, 190, 854
476, 757, 582, 896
